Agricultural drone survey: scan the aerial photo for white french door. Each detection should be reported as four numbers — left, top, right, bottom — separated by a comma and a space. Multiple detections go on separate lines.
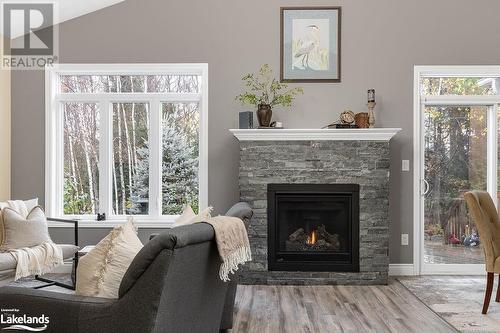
414, 66, 500, 274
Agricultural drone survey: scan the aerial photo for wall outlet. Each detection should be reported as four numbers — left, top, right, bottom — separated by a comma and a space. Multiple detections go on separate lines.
402, 159, 410, 171
401, 233, 409, 246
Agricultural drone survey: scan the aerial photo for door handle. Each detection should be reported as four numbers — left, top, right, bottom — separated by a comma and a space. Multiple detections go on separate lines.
422, 179, 430, 196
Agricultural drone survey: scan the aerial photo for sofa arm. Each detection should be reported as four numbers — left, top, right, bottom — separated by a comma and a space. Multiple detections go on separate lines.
0, 287, 114, 332
225, 202, 253, 226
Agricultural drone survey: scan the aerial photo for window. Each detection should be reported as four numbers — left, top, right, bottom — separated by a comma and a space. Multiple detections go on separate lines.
46, 64, 208, 225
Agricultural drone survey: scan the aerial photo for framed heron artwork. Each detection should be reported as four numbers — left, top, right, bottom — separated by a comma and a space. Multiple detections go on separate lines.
280, 7, 341, 82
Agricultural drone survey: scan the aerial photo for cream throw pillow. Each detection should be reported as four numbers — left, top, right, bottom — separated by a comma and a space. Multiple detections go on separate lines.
172, 205, 212, 227
76, 218, 143, 299
0, 206, 52, 251
0, 198, 38, 245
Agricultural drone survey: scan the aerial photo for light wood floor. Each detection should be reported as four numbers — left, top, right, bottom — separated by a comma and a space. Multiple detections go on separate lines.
230, 280, 457, 333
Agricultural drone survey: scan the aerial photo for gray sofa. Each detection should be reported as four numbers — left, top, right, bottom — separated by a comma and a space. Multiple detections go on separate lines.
0, 203, 253, 333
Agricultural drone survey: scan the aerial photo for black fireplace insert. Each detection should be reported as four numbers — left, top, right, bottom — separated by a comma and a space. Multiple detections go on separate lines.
267, 184, 360, 272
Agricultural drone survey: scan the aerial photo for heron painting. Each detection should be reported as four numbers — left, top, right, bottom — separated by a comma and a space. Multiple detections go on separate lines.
292, 21, 328, 71
281, 7, 341, 82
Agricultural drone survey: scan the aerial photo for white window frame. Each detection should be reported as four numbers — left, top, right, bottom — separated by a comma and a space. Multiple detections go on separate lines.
413, 65, 500, 274
45, 63, 208, 227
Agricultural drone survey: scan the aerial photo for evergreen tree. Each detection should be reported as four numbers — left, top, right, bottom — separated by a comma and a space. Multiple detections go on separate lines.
131, 116, 198, 214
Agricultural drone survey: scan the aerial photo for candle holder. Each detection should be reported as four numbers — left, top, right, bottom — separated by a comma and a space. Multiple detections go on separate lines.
367, 101, 376, 128
367, 89, 376, 128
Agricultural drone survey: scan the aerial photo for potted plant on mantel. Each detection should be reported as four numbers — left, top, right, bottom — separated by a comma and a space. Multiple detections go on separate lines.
236, 64, 303, 127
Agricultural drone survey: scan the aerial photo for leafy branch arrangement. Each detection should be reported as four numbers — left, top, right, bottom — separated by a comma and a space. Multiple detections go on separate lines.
236, 64, 303, 108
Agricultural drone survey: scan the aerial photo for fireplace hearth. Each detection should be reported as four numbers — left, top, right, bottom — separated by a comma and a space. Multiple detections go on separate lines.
268, 184, 360, 272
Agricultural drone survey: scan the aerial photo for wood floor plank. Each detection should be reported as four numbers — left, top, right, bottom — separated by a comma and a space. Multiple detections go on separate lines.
230, 280, 457, 333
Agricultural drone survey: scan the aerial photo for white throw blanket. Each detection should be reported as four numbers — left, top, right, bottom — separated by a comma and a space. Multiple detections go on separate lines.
202, 216, 252, 281
9, 242, 63, 280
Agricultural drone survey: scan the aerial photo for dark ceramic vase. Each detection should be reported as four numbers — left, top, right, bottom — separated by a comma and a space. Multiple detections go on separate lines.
256, 104, 272, 127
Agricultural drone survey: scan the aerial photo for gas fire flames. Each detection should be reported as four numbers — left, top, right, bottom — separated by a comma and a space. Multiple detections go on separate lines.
306, 230, 317, 245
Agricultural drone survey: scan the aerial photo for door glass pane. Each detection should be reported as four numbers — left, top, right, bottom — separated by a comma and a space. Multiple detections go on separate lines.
112, 102, 150, 215
63, 103, 100, 214
424, 105, 487, 264
161, 102, 199, 214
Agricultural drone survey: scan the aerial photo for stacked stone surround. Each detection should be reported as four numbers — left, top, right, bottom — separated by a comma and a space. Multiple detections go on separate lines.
237, 140, 391, 285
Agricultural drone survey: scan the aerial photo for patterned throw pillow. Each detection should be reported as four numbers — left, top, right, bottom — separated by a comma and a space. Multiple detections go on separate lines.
75, 218, 143, 299
0, 206, 52, 251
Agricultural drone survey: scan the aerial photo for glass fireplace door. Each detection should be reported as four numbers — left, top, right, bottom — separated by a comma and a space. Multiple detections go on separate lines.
267, 184, 359, 272
277, 196, 350, 255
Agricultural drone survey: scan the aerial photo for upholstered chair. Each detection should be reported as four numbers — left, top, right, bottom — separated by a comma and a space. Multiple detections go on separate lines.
464, 191, 500, 314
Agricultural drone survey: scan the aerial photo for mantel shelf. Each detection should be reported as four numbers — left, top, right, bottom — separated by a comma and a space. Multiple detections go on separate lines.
230, 128, 401, 141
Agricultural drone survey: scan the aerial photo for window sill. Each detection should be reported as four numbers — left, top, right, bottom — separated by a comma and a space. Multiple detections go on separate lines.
47, 219, 175, 228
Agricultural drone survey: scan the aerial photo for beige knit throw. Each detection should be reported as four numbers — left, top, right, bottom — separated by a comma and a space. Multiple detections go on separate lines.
10, 242, 63, 280
202, 216, 252, 281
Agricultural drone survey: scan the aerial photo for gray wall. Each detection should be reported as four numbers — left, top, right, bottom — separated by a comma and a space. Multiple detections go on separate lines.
11, 0, 500, 261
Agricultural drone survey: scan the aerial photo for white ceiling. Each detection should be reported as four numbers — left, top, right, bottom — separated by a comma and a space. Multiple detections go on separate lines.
3, 0, 125, 39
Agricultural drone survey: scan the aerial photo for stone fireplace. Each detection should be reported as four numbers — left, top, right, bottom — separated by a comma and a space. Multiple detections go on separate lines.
231, 128, 400, 285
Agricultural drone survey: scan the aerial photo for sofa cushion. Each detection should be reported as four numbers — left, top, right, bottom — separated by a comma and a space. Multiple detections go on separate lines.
0, 252, 16, 271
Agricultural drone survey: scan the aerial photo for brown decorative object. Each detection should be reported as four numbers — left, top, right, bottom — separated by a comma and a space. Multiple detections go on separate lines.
257, 104, 273, 127
355, 112, 369, 128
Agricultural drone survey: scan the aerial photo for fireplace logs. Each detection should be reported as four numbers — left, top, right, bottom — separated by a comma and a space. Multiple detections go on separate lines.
286, 224, 340, 251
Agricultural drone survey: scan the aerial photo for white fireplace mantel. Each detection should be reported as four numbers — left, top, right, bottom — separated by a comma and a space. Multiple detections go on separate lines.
230, 128, 401, 141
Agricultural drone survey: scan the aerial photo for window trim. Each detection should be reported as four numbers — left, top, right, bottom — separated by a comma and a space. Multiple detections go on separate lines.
45, 63, 208, 227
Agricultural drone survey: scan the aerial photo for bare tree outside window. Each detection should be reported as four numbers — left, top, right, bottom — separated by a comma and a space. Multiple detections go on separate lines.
112, 102, 149, 215
63, 103, 100, 214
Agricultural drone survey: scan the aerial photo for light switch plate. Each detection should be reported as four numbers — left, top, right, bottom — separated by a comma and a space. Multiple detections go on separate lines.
402, 160, 410, 171
401, 233, 409, 246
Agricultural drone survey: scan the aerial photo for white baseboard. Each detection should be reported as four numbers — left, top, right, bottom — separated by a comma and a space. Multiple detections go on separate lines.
52, 262, 73, 274
389, 263, 487, 276
389, 264, 416, 276
420, 264, 485, 275
51, 262, 484, 276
